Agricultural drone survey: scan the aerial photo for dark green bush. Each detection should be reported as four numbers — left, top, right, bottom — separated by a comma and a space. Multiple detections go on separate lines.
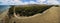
8, 5, 53, 17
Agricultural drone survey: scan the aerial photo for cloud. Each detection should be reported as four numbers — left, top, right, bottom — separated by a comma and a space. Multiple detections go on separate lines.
0, 0, 60, 5
36, 0, 48, 4
29, 1, 37, 4
47, 0, 60, 5
37, 0, 46, 2
36, 0, 60, 5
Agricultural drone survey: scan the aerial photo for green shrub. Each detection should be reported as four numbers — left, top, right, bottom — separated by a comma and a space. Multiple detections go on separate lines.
8, 5, 53, 17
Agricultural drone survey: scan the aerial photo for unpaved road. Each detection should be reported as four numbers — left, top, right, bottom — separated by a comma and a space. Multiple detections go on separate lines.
0, 6, 60, 23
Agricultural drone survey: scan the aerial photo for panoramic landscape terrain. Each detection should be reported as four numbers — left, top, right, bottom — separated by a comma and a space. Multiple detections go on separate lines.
0, 4, 60, 23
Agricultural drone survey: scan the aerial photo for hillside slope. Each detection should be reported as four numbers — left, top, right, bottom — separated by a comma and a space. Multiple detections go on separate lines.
0, 6, 59, 23
9, 6, 59, 23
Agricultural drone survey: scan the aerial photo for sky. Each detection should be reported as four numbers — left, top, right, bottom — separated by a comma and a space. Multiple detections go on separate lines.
0, 0, 60, 5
